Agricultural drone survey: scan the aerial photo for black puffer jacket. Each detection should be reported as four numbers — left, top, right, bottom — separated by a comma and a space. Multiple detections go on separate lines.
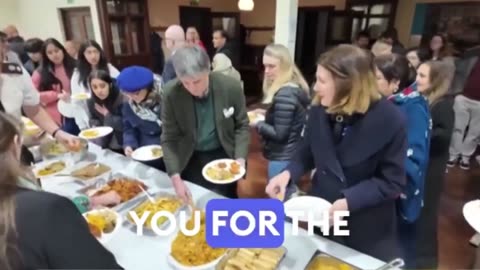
257, 85, 310, 160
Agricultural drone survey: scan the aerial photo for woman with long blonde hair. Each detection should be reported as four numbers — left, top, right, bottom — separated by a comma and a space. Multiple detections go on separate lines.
251, 43, 310, 200
415, 60, 455, 269
0, 112, 123, 269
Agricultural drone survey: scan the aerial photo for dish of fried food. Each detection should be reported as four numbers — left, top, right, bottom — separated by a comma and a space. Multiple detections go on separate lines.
73, 93, 89, 100
37, 161, 66, 177
306, 256, 355, 270
88, 178, 147, 205
151, 147, 163, 158
85, 209, 117, 239
205, 161, 242, 181
128, 197, 182, 228
80, 129, 100, 139
221, 248, 285, 270
71, 163, 111, 180
171, 211, 226, 266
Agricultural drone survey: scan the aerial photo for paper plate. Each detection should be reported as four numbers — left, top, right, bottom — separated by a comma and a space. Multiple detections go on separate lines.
284, 196, 332, 223
72, 92, 91, 101
248, 111, 265, 124
131, 145, 163, 161
79, 127, 113, 140
57, 100, 77, 118
202, 159, 246, 185
83, 208, 122, 245
463, 199, 480, 233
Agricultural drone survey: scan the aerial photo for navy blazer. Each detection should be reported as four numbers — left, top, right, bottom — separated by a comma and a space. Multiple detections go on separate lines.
287, 98, 408, 262
122, 103, 162, 149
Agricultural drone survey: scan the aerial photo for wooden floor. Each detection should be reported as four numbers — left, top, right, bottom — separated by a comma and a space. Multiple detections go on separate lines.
238, 129, 480, 269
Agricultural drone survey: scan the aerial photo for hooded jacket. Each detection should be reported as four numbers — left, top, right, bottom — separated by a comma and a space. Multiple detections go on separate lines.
257, 84, 310, 160
390, 82, 431, 222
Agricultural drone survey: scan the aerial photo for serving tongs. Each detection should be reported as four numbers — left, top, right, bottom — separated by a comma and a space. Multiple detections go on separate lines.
374, 258, 404, 270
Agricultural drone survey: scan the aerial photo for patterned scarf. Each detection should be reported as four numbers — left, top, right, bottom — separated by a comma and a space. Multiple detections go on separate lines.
128, 80, 163, 127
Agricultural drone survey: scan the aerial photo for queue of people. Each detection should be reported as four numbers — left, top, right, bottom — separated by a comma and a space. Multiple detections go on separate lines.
0, 20, 478, 270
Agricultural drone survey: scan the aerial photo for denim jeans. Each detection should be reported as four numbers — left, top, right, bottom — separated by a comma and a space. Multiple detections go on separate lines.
268, 160, 297, 200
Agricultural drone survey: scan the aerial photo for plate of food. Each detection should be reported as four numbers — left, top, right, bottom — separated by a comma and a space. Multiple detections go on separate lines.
284, 196, 332, 223
216, 247, 287, 270
463, 199, 480, 233
126, 192, 184, 230
78, 174, 148, 210
70, 162, 112, 185
39, 138, 88, 161
21, 117, 42, 136
83, 208, 121, 244
248, 111, 265, 124
34, 160, 67, 178
79, 127, 113, 140
71, 92, 91, 101
168, 211, 227, 270
131, 145, 163, 161
202, 159, 245, 184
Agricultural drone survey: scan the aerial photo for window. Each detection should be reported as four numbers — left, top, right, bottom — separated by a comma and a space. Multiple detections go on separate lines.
347, 0, 398, 39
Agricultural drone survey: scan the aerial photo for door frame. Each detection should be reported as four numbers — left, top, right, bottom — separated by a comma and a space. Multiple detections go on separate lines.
60, 7, 93, 41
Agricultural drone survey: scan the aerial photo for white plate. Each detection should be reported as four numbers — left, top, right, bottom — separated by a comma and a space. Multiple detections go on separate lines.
202, 159, 246, 185
167, 253, 224, 270
21, 116, 42, 136
463, 199, 480, 233
284, 196, 332, 223
83, 208, 122, 245
72, 92, 91, 101
248, 111, 265, 124
57, 100, 77, 118
131, 145, 163, 161
79, 127, 113, 140
34, 159, 68, 178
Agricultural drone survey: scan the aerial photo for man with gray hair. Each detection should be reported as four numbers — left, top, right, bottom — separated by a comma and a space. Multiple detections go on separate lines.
161, 46, 250, 201
161, 24, 186, 86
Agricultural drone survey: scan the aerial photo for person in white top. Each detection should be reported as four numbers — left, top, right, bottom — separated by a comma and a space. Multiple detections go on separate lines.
65, 40, 119, 130
0, 50, 79, 165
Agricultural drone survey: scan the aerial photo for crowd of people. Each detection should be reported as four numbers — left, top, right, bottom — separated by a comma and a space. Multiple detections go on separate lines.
0, 20, 479, 270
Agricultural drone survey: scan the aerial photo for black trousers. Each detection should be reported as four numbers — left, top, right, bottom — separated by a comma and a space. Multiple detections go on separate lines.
181, 148, 238, 199
21, 145, 35, 166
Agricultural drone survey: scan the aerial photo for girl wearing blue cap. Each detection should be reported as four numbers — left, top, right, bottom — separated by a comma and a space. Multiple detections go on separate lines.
86, 70, 125, 153
117, 66, 165, 171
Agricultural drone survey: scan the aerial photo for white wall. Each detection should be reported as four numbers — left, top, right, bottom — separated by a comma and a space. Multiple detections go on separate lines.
16, 0, 103, 46
0, 0, 19, 30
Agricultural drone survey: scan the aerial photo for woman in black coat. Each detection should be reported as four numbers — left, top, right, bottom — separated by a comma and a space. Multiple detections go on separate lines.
251, 44, 311, 200
86, 70, 124, 152
0, 112, 122, 270
415, 60, 455, 269
266, 45, 408, 262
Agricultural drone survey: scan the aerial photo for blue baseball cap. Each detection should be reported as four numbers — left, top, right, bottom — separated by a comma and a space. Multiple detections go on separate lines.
117, 66, 154, 93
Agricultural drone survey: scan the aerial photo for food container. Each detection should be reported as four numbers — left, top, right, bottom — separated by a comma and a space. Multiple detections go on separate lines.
82, 208, 121, 245
215, 247, 288, 270
69, 162, 112, 186
39, 138, 88, 162
77, 172, 149, 211
124, 191, 187, 232
34, 159, 69, 178
304, 250, 360, 270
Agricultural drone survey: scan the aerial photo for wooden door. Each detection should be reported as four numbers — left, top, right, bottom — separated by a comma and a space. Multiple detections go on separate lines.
179, 6, 213, 57
96, 0, 152, 69
211, 12, 241, 66
62, 7, 95, 42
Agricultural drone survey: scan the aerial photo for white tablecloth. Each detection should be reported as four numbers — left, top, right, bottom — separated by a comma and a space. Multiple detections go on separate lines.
36, 143, 388, 270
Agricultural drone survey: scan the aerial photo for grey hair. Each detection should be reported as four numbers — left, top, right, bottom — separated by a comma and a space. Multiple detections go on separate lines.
171, 46, 211, 78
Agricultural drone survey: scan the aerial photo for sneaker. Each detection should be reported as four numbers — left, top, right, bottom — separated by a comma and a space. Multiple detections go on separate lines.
460, 160, 470, 170
446, 158, 457, 168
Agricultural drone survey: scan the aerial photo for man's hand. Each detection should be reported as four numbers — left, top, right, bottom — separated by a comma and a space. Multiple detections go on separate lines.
171, 174, 192, 204
55, 130, 81, 149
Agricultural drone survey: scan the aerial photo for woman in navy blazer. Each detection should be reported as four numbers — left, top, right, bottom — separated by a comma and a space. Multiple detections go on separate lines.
266, 45, 408, 262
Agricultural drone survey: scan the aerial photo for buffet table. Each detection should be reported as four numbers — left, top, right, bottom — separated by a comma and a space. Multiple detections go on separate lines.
33, 143, 389, 270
